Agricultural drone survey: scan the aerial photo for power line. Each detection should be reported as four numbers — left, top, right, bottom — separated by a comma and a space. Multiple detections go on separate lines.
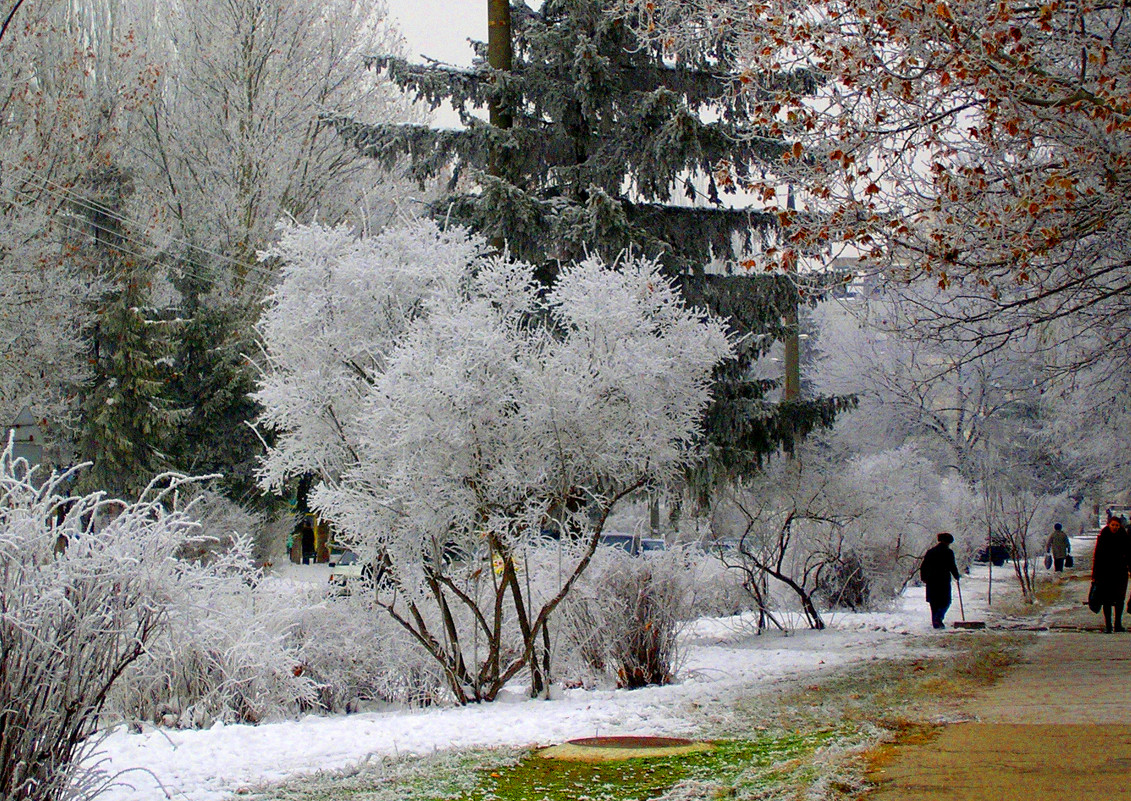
1, 161, 283, 283
4, 159, 277, 278
2, 189, 280, 301
1, 182, 281, 297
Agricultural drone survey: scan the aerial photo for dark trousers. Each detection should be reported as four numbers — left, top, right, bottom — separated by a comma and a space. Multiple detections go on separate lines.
1103, 601, 1125, 632
929, 599, 951, 628
1053, 557, 1065, 572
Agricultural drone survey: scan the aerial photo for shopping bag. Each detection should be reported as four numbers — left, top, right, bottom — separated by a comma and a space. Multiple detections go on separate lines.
1065, 554, 1074, 568
1044, 553, 1052, 570
1088, 582, 1102, 613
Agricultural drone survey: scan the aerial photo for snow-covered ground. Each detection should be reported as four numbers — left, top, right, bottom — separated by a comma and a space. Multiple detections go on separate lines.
90, 553, 1026, 801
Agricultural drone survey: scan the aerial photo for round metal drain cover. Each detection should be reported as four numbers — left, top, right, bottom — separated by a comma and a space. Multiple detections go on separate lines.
540, 735, 713, 761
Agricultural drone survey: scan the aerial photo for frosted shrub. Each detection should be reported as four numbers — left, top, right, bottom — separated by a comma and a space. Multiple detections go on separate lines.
176, 488, 271, 566
255, 220, 733, 701
684, 550, 752, 618
557, 547, 694, 688
110, 573, 317, 727
295, 593, 449, 711
114, 577, 452, 725
813, 551, 871, 610
0, 449, 256, 801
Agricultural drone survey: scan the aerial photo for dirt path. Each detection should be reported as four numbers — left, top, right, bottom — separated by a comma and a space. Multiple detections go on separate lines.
866, 544, 1131, 800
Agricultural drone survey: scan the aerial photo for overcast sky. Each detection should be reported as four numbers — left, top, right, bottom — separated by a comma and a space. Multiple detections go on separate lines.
384, 1, 485, 67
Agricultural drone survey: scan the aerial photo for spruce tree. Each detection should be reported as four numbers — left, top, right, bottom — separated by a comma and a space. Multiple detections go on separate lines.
165, 280, 266, 509
332, 0, 852, 493
71, 166, 180, 498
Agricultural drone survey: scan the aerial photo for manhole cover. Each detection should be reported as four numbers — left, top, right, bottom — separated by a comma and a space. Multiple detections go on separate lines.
540, 735, 714, 762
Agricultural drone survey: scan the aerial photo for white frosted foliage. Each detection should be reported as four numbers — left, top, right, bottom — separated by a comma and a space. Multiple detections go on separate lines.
254, 219, 733, 701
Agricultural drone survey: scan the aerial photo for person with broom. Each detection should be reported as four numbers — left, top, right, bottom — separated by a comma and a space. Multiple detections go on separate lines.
920, 532, 961, 629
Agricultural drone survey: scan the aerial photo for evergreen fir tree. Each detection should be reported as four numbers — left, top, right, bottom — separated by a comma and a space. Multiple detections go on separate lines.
78, 274, 180, 497
74, 166, 180, 498
332, 0, 852, 494
165, 279, 267, 509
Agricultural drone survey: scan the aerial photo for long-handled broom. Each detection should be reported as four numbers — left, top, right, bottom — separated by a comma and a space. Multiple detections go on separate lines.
952, 580, 986, 629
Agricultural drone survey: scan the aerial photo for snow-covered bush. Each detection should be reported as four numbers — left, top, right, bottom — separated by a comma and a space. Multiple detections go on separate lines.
295, 593, 449, 711
113, 575, 455, 725
814, 550, 871, 610
110, 573, 317, 727
0, 448, 258, 801
556, 547, 695, 688
683, 549, 752, 618
177, 488, 271, 566
254, 220, 733, 702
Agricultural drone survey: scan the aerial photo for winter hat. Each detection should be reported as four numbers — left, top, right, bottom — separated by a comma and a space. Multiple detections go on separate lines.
1054, 523, 1063, 531
937, 532, 954, 544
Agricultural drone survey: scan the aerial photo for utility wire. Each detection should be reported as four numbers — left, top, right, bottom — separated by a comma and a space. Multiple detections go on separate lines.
2, 182, 281, 298
1, 160, 283, 283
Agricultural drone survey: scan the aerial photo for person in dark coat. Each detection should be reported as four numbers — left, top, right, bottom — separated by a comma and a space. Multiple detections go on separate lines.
920, 532, 961, 629
1046, 523, 1071, 572
1091, 516, 1131, 632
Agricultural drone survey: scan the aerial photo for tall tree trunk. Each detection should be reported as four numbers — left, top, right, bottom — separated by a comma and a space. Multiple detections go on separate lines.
487, 0, 513, 253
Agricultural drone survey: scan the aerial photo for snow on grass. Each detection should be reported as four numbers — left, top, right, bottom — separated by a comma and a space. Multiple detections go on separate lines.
90, 556, 1038, 801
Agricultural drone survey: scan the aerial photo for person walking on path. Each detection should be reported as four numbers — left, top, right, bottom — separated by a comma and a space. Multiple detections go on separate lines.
1091, 516, 1130, 632
1046, 523, 1071, 572
920, 532, 961, 629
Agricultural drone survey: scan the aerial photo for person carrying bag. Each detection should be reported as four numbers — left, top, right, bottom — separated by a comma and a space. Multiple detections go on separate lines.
1045, 523, 1071, 572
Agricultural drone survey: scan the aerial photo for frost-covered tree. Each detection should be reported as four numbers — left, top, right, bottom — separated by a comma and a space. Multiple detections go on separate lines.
165, 293, 265, 508
254, 219, 733, 701
1039, 366, 1131, 506
73, 164, 183, 497
138, 0, 420, 274
339, 0, 787, 273
0, 2, 130, 432
623, 0, 1131, 372
77, 270, 180, 497
1, 0, 425, 502
332, 0, 851, 492
812, 297, 1054, 484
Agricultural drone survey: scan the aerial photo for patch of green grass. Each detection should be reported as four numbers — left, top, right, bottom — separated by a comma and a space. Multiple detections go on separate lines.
444, 733, 840, 801
241, 733, 844, 801
241, 748, 526, 801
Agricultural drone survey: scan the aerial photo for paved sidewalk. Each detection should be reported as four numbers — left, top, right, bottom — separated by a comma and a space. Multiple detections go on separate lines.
867, 542, 1131, 800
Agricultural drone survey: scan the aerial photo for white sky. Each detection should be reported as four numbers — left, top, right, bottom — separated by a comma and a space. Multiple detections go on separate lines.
384, 1, 487, 67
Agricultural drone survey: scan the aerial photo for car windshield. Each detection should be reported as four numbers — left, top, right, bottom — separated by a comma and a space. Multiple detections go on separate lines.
338, 551, 359, 565
599, 534, 635, 552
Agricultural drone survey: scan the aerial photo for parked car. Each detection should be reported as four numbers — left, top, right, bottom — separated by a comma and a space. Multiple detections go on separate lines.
598, 533, 637, 553
328, 545, 349, 567
973, 543, 1011, 567
328, 550, 364, 590
693, 537, 742, 555
597, 533, 666, 556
